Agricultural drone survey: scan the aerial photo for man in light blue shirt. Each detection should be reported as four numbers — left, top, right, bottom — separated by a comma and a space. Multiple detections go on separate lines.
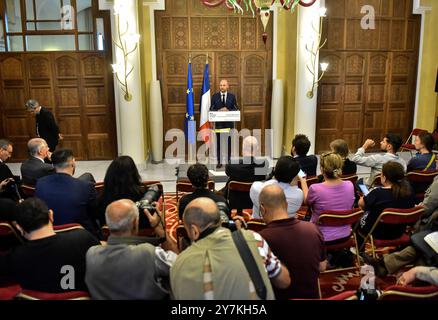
250, 156, 304, 219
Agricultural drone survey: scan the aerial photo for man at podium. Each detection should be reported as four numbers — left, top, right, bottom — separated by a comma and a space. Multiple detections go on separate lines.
210, 79, 239, 168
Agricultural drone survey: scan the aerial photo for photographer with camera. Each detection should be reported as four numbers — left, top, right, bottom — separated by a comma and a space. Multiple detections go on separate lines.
85, 199, 178, 300
171, 197, 290, 300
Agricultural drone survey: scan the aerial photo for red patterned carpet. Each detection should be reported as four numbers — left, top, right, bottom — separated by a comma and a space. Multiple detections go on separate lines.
162, 193, 400, 298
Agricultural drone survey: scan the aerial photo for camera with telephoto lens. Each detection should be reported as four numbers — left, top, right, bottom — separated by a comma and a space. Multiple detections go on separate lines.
216, 202, 236, 231
135, 185, 162, 215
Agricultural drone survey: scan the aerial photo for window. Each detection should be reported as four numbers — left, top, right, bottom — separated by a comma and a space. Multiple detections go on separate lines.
0, 0, 106, 51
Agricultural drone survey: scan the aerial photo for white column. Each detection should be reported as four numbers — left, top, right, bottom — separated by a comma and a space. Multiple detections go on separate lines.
294, 1, 321, 155
113, 0, 146, 165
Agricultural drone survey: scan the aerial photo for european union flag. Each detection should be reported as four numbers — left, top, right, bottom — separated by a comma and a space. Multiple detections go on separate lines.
186, 61, 196, 145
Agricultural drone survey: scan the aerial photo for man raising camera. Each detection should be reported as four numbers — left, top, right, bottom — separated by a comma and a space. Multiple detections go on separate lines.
85, 199, 177, 299
171, 197, 291, 300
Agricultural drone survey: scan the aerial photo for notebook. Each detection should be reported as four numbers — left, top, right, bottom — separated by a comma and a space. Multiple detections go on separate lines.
424, 231, 438, 254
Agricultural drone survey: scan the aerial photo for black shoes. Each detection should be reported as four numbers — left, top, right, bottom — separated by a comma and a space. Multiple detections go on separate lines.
216, 164, 223, 169
361, 253, 388, 277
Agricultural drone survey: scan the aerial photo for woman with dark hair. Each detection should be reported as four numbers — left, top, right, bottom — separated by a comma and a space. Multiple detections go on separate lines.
98, 156, 147, 227
357, 161, 417, 247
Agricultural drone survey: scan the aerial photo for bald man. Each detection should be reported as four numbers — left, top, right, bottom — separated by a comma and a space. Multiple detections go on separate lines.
210, 79, 239, 168
21, 138, 55, 186
258, 185, 327, 299
222, 136, 269, 197
170, 197, 290, 300
85, 199, 177, 300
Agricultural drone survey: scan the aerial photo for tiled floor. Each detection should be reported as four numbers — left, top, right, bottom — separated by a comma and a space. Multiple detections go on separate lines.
5, 152, 413, 193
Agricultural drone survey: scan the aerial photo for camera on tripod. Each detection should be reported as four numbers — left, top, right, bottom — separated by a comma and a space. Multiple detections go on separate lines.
135, 185, 162, 215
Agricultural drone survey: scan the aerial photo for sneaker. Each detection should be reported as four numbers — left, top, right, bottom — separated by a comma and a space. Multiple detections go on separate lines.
361, 253, 388, 277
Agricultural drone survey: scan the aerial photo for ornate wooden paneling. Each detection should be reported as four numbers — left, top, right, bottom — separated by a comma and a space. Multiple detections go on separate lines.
156, 0, 273, 155
0, 52, 117, 161
316, 0, 420, 153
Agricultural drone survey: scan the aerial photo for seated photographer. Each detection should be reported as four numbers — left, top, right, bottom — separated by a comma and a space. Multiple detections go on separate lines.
98, 156, 150, 228
258, 185, 327, 299
0, 139, 22, 201
85, 199, 177, 300
178, 163, 227, 220
171, 197, 290, 300
0, 198, 99, 293
250, 156, 304, 219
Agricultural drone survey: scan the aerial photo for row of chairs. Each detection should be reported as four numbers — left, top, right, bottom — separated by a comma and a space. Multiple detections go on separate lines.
327, 285, 438, 300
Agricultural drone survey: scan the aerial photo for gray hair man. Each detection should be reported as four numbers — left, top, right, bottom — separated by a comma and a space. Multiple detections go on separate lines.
20, 138, 55, 186
171, 197, 290, 300
85, 199, 177, 300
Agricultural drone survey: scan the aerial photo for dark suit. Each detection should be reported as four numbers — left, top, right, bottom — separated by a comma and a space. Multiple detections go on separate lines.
222, 156, 269, 197
35, 173, 99, 237
20, 157, 55, 186
295, 155, 318, 177
210, 92, 238, 164
0, 160, 21, 201
36, 107, 60, 151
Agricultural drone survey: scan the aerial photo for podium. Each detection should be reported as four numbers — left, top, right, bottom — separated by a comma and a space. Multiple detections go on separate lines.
208, 111, 241, 123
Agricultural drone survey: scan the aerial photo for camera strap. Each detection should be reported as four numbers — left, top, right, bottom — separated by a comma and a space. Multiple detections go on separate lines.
231, 230, 267, 300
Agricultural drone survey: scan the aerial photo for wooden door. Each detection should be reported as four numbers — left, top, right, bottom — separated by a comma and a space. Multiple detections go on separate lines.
155, 0, 273, 156
0, 51, 117, 161
316, 0, 421, 153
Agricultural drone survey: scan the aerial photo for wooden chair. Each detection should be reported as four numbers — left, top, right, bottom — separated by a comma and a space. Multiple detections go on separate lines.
325, 290, 358, 300
53, 223, 84, 233
401, 128, 428, 154
0, 222, 24, 251
339, 174, 358, 186
298, 176, 319, 189
175, 179, 215, 202
227, 181, 253, 215
317, 208, 364, 266
246, 219, 267, 232
378, 285, 438, 300
20, 185, 35, 198
356, 206, 424, 258
94, 181, 105, 197
176, 224, 188, 252
17, 290, 91, 300
407, 170, 438, 202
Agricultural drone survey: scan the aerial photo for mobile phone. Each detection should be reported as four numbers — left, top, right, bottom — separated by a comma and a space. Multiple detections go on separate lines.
358, 183, 370, 196
298, 170, 306, 179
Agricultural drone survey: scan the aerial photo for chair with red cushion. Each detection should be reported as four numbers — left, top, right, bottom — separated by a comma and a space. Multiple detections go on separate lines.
0, 285, 22, 300
407, 170, 438, 202
17, 290, 90, 300
0, 222, 24, 251
325, 290, 358, 300
175, 179, 215, 202
246, 219, 267, 232
53, 223, 84, 233
94, 181, 105, 198
356, 206, 424, 258
20, 185, 35, 198
298, 176, 319, 189
227, 181, 253, 215
401, 128, 428, 154
317, 208, 364, 265
378, 285, 438, 300
339, 174, 358, 186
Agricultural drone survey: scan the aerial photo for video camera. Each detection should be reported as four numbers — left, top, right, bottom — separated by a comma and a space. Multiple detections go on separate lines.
135, 184, 162, 215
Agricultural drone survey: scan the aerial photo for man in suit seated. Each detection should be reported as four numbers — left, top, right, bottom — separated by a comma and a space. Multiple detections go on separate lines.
0, 139, 22, 201
221, 136, 269, 197
21, 138, 55, 186
35, 149, 100, 238
210, 79, 239, 169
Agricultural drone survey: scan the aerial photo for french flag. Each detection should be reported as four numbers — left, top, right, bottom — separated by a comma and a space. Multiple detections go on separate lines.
199, 58, 211, 144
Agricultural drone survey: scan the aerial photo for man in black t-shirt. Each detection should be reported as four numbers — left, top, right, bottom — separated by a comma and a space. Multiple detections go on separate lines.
0, 198, 99, 293
178, 163, 227, 219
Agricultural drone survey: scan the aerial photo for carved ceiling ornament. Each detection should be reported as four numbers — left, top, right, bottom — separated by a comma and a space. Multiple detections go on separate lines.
200, 0, 317, 43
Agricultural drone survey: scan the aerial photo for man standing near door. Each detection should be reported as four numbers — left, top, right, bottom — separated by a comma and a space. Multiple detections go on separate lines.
210, 79, 238, 169
25, 99, 63, 152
